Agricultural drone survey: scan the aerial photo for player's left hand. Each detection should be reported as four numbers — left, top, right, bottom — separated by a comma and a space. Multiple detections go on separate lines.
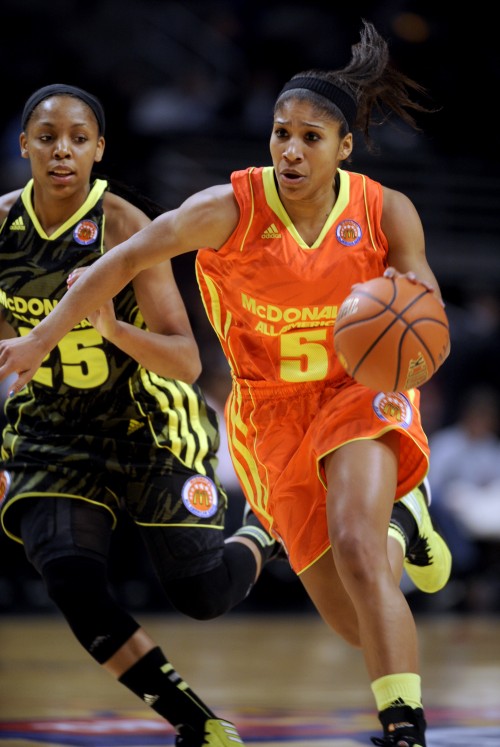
383, 266, 437, 294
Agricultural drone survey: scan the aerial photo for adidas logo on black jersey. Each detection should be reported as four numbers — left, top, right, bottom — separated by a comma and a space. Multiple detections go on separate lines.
9, 216, 25, 231
127, 419, 144, 435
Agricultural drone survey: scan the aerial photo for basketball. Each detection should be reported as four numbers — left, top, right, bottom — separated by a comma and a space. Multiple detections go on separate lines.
334, 275, 450, 391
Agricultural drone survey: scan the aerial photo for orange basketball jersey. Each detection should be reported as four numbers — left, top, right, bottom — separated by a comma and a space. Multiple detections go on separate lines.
196, 166, 388, 387
195, 167, 429, 572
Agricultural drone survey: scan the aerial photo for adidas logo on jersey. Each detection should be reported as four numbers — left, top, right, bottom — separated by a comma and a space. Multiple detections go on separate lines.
127, 419, 144, 435
9, 216, 25, 231
261, 223, 281, 239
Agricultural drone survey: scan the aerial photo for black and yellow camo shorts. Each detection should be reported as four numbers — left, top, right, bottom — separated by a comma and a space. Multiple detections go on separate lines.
0, 385, 229, 548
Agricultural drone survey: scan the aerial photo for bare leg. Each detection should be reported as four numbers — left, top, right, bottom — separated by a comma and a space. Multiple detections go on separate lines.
103, 627, 156, 678
300, 432, 419, 680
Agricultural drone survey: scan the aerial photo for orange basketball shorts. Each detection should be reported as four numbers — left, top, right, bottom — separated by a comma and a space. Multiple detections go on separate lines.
226, 378, 429, 574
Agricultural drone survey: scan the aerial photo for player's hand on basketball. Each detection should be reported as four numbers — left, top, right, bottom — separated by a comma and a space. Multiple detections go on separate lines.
351, 269, 435, 297
67, 267, 117, 339
0, 335, 46, 394
383, 267, 437, 296
334, 274, 450, 390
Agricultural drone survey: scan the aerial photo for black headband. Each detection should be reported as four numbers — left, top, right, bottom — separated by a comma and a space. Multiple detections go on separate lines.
22, 84, 105, 135
279, 77, 357, 131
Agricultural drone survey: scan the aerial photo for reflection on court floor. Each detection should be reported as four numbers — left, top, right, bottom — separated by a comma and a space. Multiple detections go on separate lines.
1, 708, 500, 746
1, 614, 499, 746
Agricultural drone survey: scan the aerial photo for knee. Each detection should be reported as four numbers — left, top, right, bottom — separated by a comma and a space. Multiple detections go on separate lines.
160, 578, 231, 619
331, 527, 377, 582
162, 544, 257, 620
165, 573, 233, 620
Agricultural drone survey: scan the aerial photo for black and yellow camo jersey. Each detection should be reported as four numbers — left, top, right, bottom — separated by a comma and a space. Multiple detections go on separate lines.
1, 178, 150, 394
0, 179, 226, 543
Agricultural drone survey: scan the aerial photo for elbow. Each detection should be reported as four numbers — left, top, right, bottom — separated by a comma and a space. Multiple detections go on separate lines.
174, 344, 203, 384
144, 340, 202, 383
182, 353, 203, 384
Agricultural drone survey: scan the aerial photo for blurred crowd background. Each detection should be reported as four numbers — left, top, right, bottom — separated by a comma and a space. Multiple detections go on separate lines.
1, 0, 499, 616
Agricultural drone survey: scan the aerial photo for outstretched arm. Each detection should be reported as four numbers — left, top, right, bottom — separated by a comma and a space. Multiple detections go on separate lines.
0, 184, 239, 392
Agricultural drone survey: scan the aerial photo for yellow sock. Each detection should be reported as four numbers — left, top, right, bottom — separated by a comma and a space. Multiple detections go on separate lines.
371, 672, 422, 712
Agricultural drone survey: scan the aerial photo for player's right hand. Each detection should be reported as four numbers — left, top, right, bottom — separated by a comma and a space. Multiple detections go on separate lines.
0, 335, 47, 394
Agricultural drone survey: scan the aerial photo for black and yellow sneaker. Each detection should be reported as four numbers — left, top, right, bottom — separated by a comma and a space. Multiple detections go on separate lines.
392, 479, 452, 594
175, 718, 244, 746
371, 704, 427, 746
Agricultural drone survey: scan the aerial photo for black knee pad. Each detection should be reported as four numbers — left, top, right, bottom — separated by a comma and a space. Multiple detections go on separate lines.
20, 497, 113, 574
164, 542, 256, 620
140, 524, 225, 583
42, 556, 139, 664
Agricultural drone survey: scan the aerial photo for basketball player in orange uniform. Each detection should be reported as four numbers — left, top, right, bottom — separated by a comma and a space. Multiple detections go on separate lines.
0, 22, 451, 747
196, 165, 431, 563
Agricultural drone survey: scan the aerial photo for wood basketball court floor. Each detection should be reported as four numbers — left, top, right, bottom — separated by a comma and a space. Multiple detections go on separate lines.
0, 612, 499, 746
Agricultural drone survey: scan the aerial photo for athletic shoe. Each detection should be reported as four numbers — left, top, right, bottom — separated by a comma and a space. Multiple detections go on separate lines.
400, 478, 451, 593
371, 705, 427, 746
175, 718, 244, 746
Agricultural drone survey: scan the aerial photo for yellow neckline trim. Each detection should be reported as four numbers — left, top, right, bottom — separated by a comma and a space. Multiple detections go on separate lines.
21, 178, 108, 240
261, 166, 349, 249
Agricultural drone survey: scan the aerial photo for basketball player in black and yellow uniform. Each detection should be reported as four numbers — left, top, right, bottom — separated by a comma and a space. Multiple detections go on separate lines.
0, 84, 277, 747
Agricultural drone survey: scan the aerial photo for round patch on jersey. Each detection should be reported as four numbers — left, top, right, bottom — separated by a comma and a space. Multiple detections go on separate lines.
73, 219, 99, 245
181, 475, 219, 518
372, 391, 413, 429
336, 219, 362, 246
0, 470, 11, 506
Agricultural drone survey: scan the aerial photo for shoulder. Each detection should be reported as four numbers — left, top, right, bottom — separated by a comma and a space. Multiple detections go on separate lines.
177, 183, 239, 251
381, 185, 417, 215
102, 191, 150, 248
381, 184, 425, 260
230, 166, 262, 181
183, 182, 236, 216
0, 188, 23, 223
340, 168, 384, 204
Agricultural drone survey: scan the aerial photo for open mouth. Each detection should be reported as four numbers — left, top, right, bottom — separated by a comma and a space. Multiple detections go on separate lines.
280, 171, 304, 185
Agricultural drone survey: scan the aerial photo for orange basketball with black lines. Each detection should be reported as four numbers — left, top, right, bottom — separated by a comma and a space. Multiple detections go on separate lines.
334, 275, 450, 392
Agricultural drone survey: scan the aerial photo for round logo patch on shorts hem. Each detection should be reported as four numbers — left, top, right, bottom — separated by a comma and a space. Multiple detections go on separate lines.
181, 475, 218, 518
0, 470, 11, 505
372, 391, 412, 429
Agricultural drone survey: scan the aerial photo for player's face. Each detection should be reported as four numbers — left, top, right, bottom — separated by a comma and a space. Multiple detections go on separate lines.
19, 96, 105, 195
270, 99, 352, 205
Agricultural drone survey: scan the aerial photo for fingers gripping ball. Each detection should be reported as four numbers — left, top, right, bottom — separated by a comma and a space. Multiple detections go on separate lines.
334, 275, 450, 392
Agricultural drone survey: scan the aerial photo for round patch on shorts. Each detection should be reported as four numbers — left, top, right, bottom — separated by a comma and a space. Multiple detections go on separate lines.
181, 475, 218, 518
0, 470, 11, 506
372, 391, 412, 429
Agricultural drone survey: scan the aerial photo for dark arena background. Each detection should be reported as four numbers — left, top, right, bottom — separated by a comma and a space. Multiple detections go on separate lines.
1, 2, 499, 745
